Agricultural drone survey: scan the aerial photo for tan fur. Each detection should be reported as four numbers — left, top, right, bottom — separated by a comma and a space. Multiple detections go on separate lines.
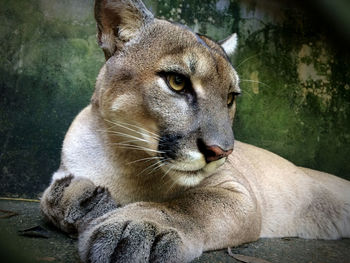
41, 1, 350, 262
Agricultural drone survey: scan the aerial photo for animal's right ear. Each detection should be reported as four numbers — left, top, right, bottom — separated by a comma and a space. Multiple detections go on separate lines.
94, 0, 154, 60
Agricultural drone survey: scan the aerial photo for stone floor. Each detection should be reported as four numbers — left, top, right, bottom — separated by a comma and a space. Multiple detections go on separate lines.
1, 199, 349, 263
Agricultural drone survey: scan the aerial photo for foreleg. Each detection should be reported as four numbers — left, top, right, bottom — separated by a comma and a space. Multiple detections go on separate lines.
79, 181, 261, 262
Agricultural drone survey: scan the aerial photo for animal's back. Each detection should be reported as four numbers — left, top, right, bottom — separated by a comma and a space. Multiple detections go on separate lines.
227, 141, 350, 238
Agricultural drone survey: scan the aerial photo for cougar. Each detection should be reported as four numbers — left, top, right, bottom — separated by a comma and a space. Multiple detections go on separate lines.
40, 0, 350, 262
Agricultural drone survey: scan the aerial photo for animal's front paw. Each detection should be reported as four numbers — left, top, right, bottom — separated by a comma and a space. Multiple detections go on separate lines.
79, 215, 190, 263
41, 175, 75, 231
41, 176, 118, 233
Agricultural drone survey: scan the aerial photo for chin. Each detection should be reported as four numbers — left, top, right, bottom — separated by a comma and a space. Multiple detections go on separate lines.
168, 170, 206, 187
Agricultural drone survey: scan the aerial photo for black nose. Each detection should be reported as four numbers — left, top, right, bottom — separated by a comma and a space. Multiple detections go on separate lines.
197, 139, 233, 163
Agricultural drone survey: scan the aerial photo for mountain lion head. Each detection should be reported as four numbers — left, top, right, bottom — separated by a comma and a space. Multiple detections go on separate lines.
93, 0, 241, 186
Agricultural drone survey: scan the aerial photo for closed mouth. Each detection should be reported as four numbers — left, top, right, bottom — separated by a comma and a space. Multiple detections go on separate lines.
172, 168, 203, 175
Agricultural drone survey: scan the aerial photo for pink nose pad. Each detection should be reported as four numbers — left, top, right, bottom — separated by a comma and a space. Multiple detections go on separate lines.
204, 145, 233, 163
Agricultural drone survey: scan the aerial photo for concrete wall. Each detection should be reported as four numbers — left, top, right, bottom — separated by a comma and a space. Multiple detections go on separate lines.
0, 0, 349, 197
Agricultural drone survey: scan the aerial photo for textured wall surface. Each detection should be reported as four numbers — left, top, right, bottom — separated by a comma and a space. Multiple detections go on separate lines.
0, 0, 349, 197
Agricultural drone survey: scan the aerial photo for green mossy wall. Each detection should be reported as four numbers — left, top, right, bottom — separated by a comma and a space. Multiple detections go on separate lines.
0, 0, 349, 197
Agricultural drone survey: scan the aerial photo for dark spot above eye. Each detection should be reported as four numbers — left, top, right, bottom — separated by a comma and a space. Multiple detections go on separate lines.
116, 69, 134, 82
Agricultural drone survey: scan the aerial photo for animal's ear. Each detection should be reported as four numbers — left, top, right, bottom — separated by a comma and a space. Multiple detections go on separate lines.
94, 0, 154, 59
219, 33, 238, 57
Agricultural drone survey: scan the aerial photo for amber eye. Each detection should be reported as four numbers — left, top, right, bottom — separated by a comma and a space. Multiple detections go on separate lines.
227, 92, 235, 106
166, 74, 186, 91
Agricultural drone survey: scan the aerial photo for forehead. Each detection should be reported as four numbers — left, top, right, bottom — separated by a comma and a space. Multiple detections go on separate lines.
140, 20, 240, 89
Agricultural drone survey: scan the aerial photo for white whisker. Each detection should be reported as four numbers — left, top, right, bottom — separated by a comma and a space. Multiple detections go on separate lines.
127, 156, 163, 165
162, 163, 175, 181
112, 143, 164, 154
112, 119, 161, 140
146, 161, 168, 176
235, 53, 260, 69
240, 79, 271, 89
106, 130, 148, 143
104, 119, 160, 142
168, 173, 183, 192
118, 139, 147, 144
135, 159, 165, 177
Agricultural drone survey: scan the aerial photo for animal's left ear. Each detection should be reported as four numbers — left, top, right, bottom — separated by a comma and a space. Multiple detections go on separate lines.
219, 33, 238, 56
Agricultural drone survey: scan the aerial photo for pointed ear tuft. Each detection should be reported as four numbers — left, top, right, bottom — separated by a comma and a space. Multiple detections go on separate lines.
95, 0, 154, 60
219, 33, 238, 56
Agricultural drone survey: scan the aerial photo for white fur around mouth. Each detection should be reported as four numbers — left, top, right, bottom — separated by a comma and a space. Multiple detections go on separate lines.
165, 157, 227, 187
169, 151, 206, 172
